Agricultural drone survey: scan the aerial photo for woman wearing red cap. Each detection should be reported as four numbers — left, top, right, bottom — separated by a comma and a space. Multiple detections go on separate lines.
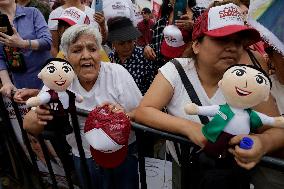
135, 3, 284, 189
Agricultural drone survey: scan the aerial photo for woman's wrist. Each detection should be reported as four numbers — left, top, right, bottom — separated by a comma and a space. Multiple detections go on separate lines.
20, 39, 32, 49
255, 132, 271, 156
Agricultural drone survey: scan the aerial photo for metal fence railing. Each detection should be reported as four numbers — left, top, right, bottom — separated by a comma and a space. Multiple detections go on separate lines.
1, 96, 284, 189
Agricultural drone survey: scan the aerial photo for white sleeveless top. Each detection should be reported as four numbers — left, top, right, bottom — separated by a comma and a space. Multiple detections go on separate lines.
159, 58, 226, 124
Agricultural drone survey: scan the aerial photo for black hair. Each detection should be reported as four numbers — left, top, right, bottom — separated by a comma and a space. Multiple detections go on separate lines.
160, 0, 173, 18
40, 58, 74, 70
58, 20, 71, 28
142, 7, 151, 14
188, 0, 196, 7
264, 46, 274, 55
225, 64, 272, 89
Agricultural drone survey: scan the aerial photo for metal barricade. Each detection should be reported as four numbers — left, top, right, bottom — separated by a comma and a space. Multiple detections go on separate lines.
1, 101, 284, 189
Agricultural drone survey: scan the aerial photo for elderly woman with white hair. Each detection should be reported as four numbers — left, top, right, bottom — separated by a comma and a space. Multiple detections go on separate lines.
23, 24, 142, 189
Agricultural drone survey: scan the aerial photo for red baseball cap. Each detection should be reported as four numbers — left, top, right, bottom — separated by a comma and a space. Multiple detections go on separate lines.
192, 3, 260, 46
84, 105, 131, 168
51, 7, 90, 26
161, 25, 190, 59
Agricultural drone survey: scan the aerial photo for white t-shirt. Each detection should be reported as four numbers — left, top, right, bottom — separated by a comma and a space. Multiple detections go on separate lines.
160, 58, 225, 164
66, 62, 142, 157
270, 75, 284, 115
159, 58, 226, 123
48, 6, 98, 30
91, 0, 135, 23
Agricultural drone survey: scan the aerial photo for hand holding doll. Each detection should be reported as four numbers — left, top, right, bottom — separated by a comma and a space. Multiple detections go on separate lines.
26, 58, 83, 134
184, 65, 284, 158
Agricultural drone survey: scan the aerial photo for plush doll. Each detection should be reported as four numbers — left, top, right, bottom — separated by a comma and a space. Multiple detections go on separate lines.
26, 58, 83, 134
185, 64, 284, 158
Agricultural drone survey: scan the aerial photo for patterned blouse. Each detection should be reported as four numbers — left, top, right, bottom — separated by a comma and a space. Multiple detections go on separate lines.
109, 46, 156, 95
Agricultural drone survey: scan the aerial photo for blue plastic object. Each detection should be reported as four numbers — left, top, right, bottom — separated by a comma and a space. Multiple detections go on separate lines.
239, 137, 254, 150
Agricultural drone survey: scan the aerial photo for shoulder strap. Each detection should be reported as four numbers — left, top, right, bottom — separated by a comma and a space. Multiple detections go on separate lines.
246, 49, 262, 68
170, 59, 209, 125
169, 59, 206, 168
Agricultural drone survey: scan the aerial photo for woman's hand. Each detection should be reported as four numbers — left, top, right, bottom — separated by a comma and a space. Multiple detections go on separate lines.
99, 102, 125, 114
13, 88, 40, 103
35, 105, 53, 126
184, 124, 207, 148
94, 12, 105, 27
23, 106, 51, 135
175, 14, 194, 31
144, 45, 156, 60
0, 27, 27, 48
0, 83, 17, 98
228, 134, 266, 170
98, 102, 134, 120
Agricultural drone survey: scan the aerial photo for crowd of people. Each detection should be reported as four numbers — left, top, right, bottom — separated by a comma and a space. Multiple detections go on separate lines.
0, 0, 283, 189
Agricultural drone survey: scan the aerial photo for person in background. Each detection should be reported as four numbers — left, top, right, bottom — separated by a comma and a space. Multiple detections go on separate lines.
0, 0, 52, 97
160, 24, 191, 61
28, 134, 69, 188
23, 24, 142, 189
135, 3, 283, 189
144, 0, 205, 68
247, 46, 284, 189
90, 0, 135, 24
107, 16, 157, 157
51, 6, 110, 62
268, 49, 284, 113
48, 0, 100, 57
17, 0, 51, 22
108, 16, 156, 96
136, 7, 154, 47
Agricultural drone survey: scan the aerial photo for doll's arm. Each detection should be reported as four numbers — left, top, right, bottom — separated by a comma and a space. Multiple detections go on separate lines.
74, 93, 83, 103
185, 103, 219, 117
256, 112, 284, 127
26, 91, 51, 107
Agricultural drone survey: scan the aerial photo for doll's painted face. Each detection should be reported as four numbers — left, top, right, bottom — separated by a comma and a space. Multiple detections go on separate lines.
218, 65, 271, 109
38, 60, 75, 92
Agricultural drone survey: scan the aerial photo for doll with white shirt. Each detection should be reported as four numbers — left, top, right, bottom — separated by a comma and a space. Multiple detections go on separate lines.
185, 64, 284, 158
26, 58, 83, 134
